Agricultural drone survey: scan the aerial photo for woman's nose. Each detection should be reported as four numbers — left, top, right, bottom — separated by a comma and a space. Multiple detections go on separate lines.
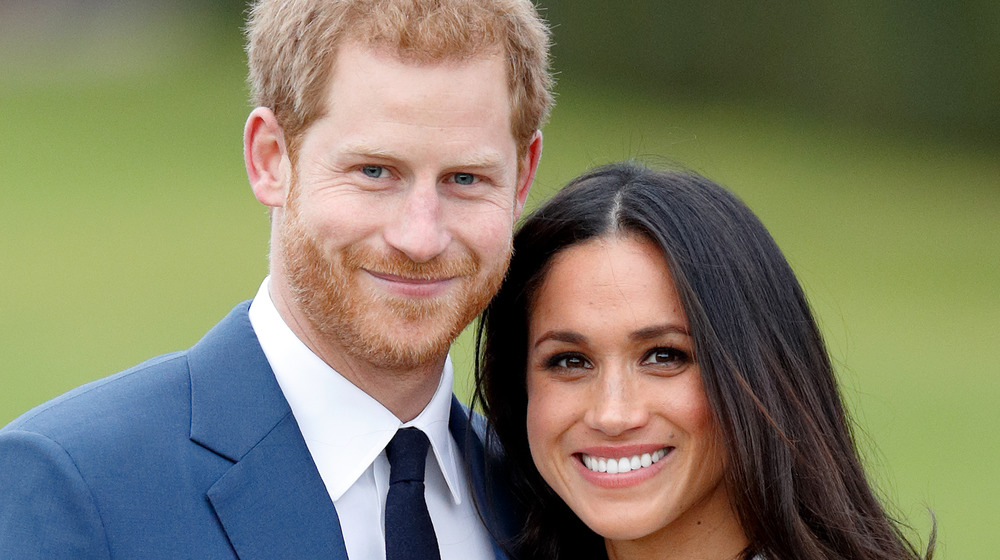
583, 370, 649, 436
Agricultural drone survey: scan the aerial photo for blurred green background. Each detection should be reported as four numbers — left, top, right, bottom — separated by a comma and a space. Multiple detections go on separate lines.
1, 2, 996, 557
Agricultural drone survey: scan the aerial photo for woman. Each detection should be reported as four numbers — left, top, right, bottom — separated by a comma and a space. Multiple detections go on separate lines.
473, 162, 933, 559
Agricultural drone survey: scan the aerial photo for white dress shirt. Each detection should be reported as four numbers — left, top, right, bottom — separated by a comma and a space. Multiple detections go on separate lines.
248, 278, 494, 560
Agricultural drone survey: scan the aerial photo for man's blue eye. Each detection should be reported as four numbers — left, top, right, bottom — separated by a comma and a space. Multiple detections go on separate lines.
453, 173, 477, 185
362, 165, 386, 178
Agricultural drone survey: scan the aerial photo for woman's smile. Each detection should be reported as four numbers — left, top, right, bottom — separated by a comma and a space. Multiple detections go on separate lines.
579, 446, 671, 474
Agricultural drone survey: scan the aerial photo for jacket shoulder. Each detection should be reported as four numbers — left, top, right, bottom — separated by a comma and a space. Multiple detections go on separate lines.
2, 350, 192, 443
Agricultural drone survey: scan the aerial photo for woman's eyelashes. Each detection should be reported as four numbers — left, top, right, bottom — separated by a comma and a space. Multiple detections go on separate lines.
640, 346, 692, 371
544, 352, 593, 371
539, 346, 693, 374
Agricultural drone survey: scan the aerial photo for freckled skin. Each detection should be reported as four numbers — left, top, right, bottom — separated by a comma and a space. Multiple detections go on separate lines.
525, 235, 747, 559
245, 42, 542, 420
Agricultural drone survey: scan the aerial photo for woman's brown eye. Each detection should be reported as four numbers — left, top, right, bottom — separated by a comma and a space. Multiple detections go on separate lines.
547, 353, 591, 370
563, 356, 586, 368
643, 347, 688, 366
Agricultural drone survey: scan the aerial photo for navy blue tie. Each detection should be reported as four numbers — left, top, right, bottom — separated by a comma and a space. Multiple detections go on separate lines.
385, 428, 440, 560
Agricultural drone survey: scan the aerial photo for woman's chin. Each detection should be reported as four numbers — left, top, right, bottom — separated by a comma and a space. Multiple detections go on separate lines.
571, 503, 664, 543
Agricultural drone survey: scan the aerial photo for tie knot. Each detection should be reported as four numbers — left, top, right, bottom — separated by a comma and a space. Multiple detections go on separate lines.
386, 428, 430, 483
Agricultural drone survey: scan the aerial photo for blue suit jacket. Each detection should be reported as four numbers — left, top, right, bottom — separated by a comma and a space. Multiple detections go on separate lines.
0, 302, 518, 559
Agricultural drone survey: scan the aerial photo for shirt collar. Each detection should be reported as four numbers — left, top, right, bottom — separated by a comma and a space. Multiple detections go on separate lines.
247, 277, 464, 504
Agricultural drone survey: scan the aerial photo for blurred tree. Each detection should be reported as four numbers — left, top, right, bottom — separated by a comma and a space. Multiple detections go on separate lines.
539, 0, 1000, 143
6, 0, 993, 142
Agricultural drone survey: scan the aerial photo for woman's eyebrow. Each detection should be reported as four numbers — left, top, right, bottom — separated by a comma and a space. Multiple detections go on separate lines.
630, 324, 690, 341
532, 330, 586, 349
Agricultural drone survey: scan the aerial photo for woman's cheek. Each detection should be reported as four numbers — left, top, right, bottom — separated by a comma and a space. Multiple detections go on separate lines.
525, 376, 570, 472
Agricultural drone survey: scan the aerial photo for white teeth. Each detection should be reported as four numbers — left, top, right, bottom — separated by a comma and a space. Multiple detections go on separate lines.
580, 448, 670, 474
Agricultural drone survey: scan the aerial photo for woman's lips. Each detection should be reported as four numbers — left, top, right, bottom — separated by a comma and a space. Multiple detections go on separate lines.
573, 446, 674, 488
578, 446, 672, 475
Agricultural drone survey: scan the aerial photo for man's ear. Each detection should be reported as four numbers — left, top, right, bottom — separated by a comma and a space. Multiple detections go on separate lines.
513, 130, 543, 220
244, 107, 291, 208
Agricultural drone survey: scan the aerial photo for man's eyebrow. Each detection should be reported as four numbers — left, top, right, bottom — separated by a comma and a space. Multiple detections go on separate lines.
449, 152, 506, 169
339, 142, 506, 169
532, 330, 587, 349
340, 142, 396, 159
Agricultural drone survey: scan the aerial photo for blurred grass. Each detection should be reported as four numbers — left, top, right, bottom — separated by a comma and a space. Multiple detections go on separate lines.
1, 7, 997, 559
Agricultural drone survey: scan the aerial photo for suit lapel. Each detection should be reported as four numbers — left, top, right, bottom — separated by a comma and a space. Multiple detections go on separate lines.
207, 411, 348, 560
188, 302, 347, 560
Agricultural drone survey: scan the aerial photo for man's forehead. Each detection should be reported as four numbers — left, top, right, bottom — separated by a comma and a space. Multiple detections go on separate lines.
322, 42, 513, 124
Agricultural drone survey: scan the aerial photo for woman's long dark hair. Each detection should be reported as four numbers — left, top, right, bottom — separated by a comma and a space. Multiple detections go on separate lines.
473, 162, 934, 560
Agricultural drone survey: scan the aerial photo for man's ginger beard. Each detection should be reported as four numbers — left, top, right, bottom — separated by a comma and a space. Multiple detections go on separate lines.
278, 185, 510, 371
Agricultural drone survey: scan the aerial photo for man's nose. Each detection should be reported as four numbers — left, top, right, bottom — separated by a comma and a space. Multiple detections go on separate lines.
583, 369, 649, 437
383, 179, 452, 263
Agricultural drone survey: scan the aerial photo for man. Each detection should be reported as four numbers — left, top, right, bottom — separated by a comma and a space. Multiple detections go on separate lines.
0, 0, 551, 558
